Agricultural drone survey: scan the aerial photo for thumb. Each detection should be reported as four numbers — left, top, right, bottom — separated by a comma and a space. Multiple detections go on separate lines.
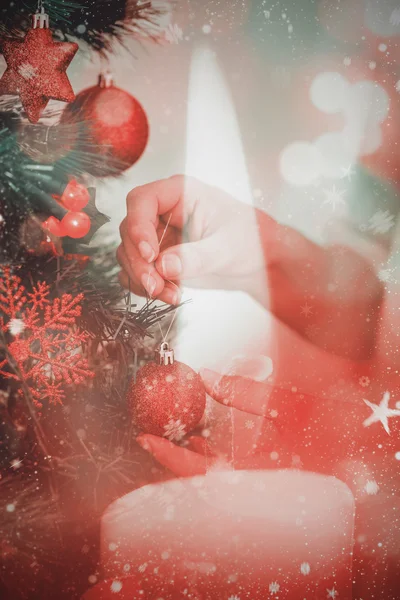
136, 434, 207, 477
155, 235, 222, 280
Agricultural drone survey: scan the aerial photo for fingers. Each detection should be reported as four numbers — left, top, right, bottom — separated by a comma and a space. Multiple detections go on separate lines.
116, 241, 162, 297
119, 218, 183, 304
136, 434, 207, 477
118, 218, 166, 294
125, 176, 200, 262
155, 235, 223, 281
200, 369, 270, 416
118, 268, 181, 305
186, 435, 215, 456
200, 369, 317, 425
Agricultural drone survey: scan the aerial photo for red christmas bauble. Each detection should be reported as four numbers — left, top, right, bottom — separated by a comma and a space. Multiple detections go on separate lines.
61, 74, 149, 177
128, 360, 206, 440
61, 211, 91, 238
60, 179, 90, 211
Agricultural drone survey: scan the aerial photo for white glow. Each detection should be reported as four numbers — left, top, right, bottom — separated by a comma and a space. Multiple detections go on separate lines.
176, 45, 270, 372
280, 141, 322, 186
184, 46, 252, 202
281, 72, 390, 188
314, 132, 355, 179
310, 71, 349, 114
345, 80, 390, 126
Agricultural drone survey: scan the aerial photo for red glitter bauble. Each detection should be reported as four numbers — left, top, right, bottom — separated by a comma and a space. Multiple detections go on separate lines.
60, 179, 90, 211
61, 74, 149, 177
61, 211, 91, 239
128, 361, 206, 440
0, 26, 78, 123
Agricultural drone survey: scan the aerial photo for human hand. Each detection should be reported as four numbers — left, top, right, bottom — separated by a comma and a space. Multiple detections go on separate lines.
117, 175, 269, 304
135, 368, 317, 477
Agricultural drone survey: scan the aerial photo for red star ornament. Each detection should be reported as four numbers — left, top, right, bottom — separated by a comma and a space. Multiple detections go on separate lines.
0, 28, 78, 123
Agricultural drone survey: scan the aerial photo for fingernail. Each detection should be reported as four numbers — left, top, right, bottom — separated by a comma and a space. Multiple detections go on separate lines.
136, 436, 152, 452
141, 272, 157, 297
161, 254, 182, 277
164, 287, 181, 305
200, 368, 221, 390
139, 241, 155, 263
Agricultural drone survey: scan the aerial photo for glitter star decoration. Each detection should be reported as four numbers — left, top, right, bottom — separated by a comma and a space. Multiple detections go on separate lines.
363, 391, 400, 435
0, 22, 78, 123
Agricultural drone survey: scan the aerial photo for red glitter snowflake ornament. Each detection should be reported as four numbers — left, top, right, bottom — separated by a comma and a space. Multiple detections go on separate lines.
0, 267, 93, 407
0, 6, 78, 123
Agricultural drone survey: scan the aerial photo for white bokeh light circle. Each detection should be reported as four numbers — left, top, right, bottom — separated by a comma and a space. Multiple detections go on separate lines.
280, 142, 322, 186
314, 132, 356, 179
345, 80, 390, 125
310, 72, 350, 114
359, 124, 383, 156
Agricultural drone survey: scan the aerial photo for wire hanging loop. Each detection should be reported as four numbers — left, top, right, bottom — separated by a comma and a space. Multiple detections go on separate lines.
33, 0, 49, 29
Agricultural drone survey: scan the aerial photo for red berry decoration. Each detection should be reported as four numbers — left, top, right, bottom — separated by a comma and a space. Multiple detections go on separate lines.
0, 8, 78, 123
128, 343, 206, 440
61, 211, 91, 239
42, 216, 64, 237
61, 72, 149, 177
61, 179, 90, 211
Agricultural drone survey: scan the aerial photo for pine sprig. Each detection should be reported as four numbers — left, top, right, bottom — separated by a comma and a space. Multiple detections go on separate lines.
0, 476, 64, 595
0, 114, 128, 261
0, 0, 168, 54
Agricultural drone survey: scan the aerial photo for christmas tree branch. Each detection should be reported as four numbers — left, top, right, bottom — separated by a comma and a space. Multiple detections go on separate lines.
0, 332, 59, 498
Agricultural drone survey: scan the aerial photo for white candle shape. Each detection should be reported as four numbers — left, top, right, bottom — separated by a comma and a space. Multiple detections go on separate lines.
101, 470, 355, 599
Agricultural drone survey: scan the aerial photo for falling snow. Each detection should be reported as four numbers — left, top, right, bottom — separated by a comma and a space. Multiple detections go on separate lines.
363, 391, 400, 435
269, 581, 280, 594
364, 480, 379, 495
390, 7, 400, 26
359, 376, 370, 388
8, 318, 25, 336
300, 562, 311, 575
378, 267, 396, 283
367, 210, 395, 235
300, 302, 313, 318
323, 186, 346, 211
165, 23, 184, 44
110, 580, 123, 593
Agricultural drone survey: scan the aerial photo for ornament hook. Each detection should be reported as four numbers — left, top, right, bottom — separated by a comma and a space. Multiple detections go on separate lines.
33, 3, 49, 29
156, 341, 175, 366
98, 72, 114, 89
